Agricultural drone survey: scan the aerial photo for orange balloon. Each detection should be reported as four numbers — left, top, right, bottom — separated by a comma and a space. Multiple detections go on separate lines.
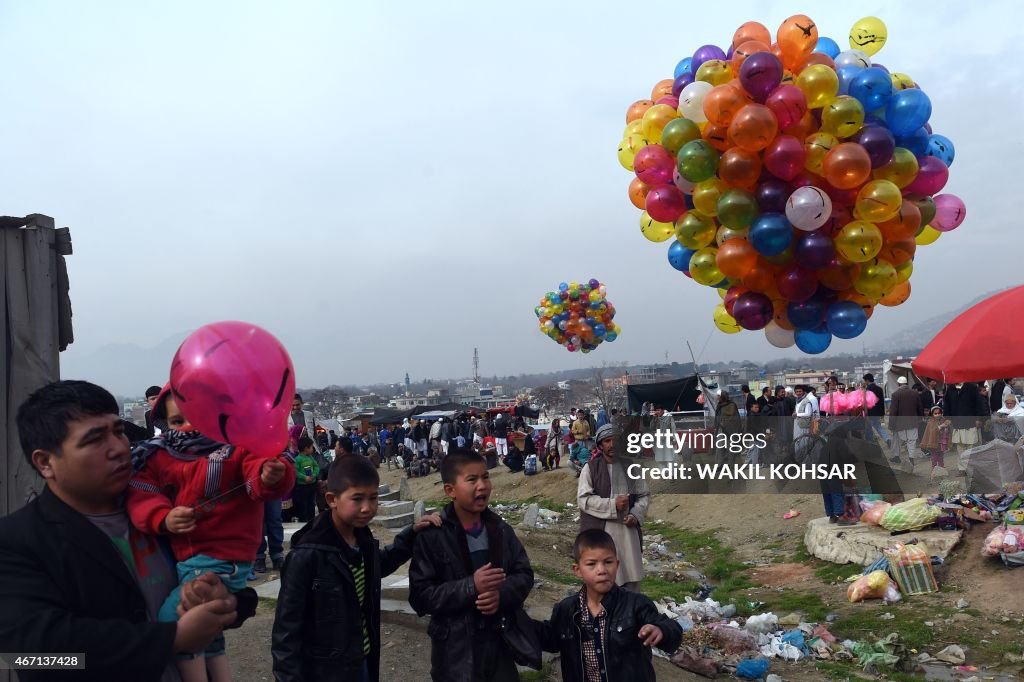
651, 79, 674, 101
879, 281, 911, 307
628, 178, 651, 210
797, 52, 835, 70
733, 21, 771, 48
704, 83, 753, 127
702, 122, 731, 152
818, 259, 861, 291
626, 99, 655, 124
772, 299, 794, 330
785, 110, 819, 138
822, 142, 872, 189
838, 290, 877, 318
877, 236, 916, 265
777, 15, 819, 71
877, 201, 922, 241
730, 40, 771, 73
728, 103, 779, 152
718, 147, 762, 187
716, 238, 760, 279
742, 258, 778, 293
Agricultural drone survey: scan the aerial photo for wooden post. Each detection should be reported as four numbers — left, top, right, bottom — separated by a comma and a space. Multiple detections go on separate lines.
1, 215, 73, 517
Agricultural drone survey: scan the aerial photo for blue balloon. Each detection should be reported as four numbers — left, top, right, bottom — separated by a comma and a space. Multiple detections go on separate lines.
849, 67, 893, 112
674, 57, 693, 79
825, 301, 868, 339
795, 325, 832, 354
606, 331, 618, 342
895, 126, 930, 158
925, 134, 955, 167
667, 242, 696, 272
558, 282, 568, 291
814, 36, 840, 58
836, 65, 865, 96
593, 323, 607, 337
886, 89, 932, 136
749, 213, 793, 256
787, 300, 826, 331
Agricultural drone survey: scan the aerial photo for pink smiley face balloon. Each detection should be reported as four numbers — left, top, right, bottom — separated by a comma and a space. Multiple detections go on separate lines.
170, 321, 295, 456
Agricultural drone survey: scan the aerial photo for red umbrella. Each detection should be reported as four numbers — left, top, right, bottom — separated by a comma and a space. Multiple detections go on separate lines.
912, 285, 1024, 383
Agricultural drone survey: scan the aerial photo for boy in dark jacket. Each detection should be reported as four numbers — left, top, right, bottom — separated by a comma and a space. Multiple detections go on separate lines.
409, 449, 535, 682
535, 529, 682, 682
272, 456, 440, 681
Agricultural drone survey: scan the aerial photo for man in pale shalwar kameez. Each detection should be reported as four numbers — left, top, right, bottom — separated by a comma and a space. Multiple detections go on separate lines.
650, 405, 676, 464
577, 424, 650, 592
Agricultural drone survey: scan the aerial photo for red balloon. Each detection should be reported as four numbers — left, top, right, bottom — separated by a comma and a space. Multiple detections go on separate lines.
776, 264, 818, 302
763, 135, 806, 181
646, 185, 688, 222
724, 285, 749, 316
765, 85, 808, 130
170, 321, 296, 457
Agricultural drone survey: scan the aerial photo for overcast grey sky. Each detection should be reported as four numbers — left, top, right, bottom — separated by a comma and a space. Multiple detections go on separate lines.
1, 1, 1018, 392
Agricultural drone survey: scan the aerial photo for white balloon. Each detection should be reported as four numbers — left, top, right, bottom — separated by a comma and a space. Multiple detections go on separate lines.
672, 167, 697, 194
764, 321, 795, 348
834, 49, 871, 70
785, 186, 833, 231
677, 81, 712, 123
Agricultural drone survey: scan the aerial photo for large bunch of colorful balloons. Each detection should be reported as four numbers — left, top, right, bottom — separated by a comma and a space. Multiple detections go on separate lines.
618, 15, 966, 354
535, 279, 620, 353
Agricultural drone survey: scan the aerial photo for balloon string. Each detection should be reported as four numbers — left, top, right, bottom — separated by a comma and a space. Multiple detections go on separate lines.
183, 479, 254, 578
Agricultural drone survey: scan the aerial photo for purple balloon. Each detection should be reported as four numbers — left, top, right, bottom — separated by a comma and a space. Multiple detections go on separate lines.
777, 264, 818, 303
672, 72, 695, 96
739, 51, 783, 102
691, 44, 727, 74
855, 125, 896, 168
732, 292, 774, 330
756, 178, 791, 213
795, 231, 835, 271
904, 156, 949, 195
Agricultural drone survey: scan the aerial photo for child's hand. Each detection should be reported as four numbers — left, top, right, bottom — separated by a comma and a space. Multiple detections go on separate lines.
476, 590, 500, 616
638, 624, 664, 647
413, 512, 442, 533
261, 460, 286, 487
473, 562, 505, 594
177, 573, 230, 617
304, 475, 313, 484
164, 506, 196, 534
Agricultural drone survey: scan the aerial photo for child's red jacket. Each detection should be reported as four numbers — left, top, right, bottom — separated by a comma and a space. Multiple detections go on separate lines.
127, 445, 295, 562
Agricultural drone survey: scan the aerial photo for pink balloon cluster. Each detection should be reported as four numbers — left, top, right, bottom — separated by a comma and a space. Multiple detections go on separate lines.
819, 389, 879, 415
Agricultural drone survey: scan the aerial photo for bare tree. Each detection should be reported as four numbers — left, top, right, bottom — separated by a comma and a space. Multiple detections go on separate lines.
590, 362, 628, 413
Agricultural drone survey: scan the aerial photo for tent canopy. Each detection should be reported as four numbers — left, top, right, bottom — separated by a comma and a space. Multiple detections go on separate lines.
627, 375, 704, 414
370, 402, 480, 425
913, 285, 1024, 383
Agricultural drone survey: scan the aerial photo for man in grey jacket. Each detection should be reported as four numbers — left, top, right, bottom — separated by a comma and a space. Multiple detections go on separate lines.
888, 377, 922, 467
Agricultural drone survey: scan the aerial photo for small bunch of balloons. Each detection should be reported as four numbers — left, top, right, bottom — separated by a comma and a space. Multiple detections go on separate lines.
535, 279, 620, 353
619, 15, 966, 354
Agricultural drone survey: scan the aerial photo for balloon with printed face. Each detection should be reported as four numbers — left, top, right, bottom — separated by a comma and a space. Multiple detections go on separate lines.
925, 134, 955, 167
171, 321, 296, 457
817, 256, 860, 291
628, 177, 651, 210
738, 51, 783, 102
689, 247, 723, 286
749, 212, 793, 256
763, 135, 805, 181
692, 44, 728, 74
733, 21, 771, 49
886, 89, 932, 136
915, 225, 941, 245
855, 125, 895, 168
848, 67, 893, 112
815, 36, 840, 58
732, 292, 774, 330
765, 84, 808, 129
661, 117, 702, 154
728, 103, 779, 152
695, 59, 733, 86
678, 81, 713, 122
716, 238, 759, 279
718, 146, 762, 187
835, 220, 883, 262
853, 180, 903, 223
777, 15, 818, 70
854, 258, 898, 297
668, 241, 696, 272
731, 40, 771, 73
823, 142, 872, 189
693, 178, 726, 215
834, 49, 871, 70
676, 139, 720, 182
645, 185, 688, 223
675, 210, 717, 249
878, 280, 911, 307
872, 147, 919, 188
703, 83, 753, 126
640, 211, 675, 242
903, 156, 949, 196
717, 188, 759, 229
641, 104, 679, 142
633, 144, 675, 186
804, 132, 838, 175
931, 194, 967, 232
848, 16, 887, 56
796, 64, 839, 108
626, 99, 655, 123
820, 96, 865, 138
786, 186, 833, 231
713, 304, 742, 333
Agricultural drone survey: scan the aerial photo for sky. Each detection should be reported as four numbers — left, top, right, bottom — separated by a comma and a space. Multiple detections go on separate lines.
1, 0, 1020, 392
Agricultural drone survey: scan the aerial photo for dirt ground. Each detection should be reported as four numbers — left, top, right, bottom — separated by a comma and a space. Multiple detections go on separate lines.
227, 464, 1023, 680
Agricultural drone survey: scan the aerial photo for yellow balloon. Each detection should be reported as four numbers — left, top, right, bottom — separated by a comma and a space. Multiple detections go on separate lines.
890, 72, 915, 91
821, 96, 865, 138
640, 211, 674, 242
693, 178, 727, 216
915, 225, 942, 246
641, 104, 679, 143
695, 59, 733, 86
717, 287, 728, 300
796, 64, 839, 109
854, 179, 903, 222
872, 147, 919, 188
689, 247, 723, 286
716, 225, 749, 245
835, 220, 883, 263
674, 211, 717, 249
617, 133, 649, 171
623, 120, 643, 138
894, 259, 913, 284
804, 132, 838, 175
854, 258, 898, 298
714, 304, 742, 334
849, 16, 888, 57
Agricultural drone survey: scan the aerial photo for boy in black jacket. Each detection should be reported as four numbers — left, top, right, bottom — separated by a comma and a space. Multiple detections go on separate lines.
535, 529, 682, 682
409, 449, 535, 682
272, 456, 440, 682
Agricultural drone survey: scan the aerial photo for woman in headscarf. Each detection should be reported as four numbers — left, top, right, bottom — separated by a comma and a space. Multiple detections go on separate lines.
991, 394, 1024, 443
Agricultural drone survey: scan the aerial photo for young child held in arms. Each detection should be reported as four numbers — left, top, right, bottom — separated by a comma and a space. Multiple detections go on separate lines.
535, 529, 683, 681
271, 455, 440, 681
127, 386, 295, 682
409, 449, 535, 682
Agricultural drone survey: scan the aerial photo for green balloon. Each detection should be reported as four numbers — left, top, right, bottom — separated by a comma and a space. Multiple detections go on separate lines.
717, 188, 759, 230
676, 140, 720, 183
907, 194, 936, 227
661, 118, 701, 155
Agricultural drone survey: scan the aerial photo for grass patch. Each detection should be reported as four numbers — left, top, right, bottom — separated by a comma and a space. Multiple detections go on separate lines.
830, 608, 934, 650
521, 496, 571, 513
766, 591, 830, 621
762, 540, 784, 550
640, 575, 701, 602
534, 565, 577, 586
705, 556, 747, 580
791, 540, 861, 584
